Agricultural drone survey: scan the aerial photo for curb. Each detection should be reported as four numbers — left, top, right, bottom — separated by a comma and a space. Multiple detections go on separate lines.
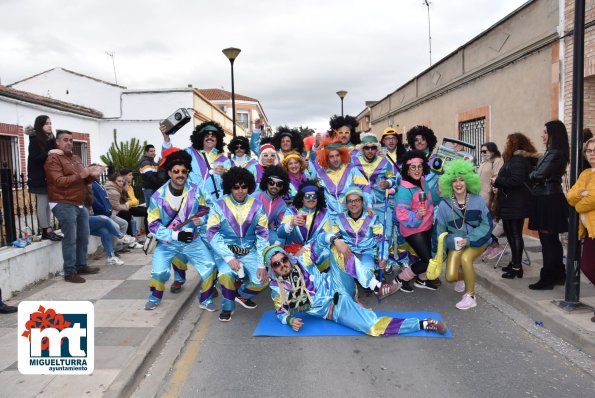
102, 276, 202, 398
475, 267, 595, 357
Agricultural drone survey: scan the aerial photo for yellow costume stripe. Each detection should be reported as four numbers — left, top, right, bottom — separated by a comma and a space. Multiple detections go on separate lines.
368, 316, 392, 337
149, 279, 165, 291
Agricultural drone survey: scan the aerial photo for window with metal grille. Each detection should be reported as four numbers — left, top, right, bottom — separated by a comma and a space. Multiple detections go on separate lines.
458, 117, 486, 165
0, 135, 21, 174
72, 141, 88, 166
236, 112, 249, 130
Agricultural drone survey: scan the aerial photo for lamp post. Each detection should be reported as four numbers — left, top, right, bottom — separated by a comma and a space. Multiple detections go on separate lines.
336, 90, 348, 116
222, 47, 241, 137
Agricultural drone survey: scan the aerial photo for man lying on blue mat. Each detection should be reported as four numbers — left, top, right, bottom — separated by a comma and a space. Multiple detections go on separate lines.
264, 244, 447, 336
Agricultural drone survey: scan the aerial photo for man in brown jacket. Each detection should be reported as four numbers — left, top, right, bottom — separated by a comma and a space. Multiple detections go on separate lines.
44, 130, 104, 283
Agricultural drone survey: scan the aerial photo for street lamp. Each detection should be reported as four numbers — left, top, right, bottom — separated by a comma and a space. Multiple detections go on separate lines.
222, 47, 241, 137
336, 90, 348, 116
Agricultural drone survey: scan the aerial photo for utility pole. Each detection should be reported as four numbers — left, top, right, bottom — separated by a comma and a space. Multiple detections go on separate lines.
423, 0, 432, 66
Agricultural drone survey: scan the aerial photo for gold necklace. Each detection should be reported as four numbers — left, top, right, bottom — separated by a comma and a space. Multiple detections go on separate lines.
451, 194, 468, 230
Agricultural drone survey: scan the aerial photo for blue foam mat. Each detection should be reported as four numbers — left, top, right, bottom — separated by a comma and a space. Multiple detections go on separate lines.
253, 310, 453, 338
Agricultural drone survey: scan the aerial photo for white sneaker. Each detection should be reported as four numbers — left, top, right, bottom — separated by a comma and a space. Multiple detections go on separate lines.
455, 293, 477, 310
454, 280, 465, 293
107, 256, 124, 266
128, 242, 143, 249
119, 235, 136, 245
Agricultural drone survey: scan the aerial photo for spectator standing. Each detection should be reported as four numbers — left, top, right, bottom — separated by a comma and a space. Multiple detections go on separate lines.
478, 142, 505, 259
120, 168, 148, 236
140, 144, 160, 205
44, 130, 103, 283
26, 115, 61, 241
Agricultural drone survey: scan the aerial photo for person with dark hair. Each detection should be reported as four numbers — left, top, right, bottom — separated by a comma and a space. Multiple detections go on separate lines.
105, 173, 142, 248
228, 136, 257, 169
381, 127, 407, 175
312, 137, 371, 216
271, 126, 305, 162
394, 150, 441, 293
265, 244, 446, 335
406, 125, 438, 156
434, 160, 493, 310
527, 120, 570, 290
161, 120, 231, 202
144, 150, 218, 311
206, 167, 270, 322
253, 165, 289, 244
478, 142, 505, 260
278, 179, 332, 259
492, 133, 540, 280
581, 128, 593, 171
354, 133, 399, 269
140, 144, 161, 205
329, 114, 361, 158
45, 130, 104, 283
26, 115, 61, 241
120, 168, 148, 237
281, 151, 311, 201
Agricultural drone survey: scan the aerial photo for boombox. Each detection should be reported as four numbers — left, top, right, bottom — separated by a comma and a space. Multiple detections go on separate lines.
161, 108, 191, 135
430, 137, 476, 174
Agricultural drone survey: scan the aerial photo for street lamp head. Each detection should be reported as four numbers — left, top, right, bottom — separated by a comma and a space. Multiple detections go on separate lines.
336, 90, 348, 99
223, 47, 241, 61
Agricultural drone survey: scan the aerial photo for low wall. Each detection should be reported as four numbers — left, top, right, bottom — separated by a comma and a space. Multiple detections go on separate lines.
0, 236, 101, 300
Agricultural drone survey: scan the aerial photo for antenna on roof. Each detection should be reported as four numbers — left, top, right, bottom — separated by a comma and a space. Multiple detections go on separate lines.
105, 51, 118, 85
423, 0, 432, 66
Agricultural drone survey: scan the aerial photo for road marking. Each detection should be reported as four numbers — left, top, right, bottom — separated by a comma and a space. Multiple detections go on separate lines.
160, 311, 214, 397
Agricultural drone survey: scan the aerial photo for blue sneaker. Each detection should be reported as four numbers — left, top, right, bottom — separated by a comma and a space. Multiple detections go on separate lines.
199, 302, 217, 312
144, 301, 159, 310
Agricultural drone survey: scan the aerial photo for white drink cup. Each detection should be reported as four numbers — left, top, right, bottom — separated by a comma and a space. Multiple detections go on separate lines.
454, 237, 465, 250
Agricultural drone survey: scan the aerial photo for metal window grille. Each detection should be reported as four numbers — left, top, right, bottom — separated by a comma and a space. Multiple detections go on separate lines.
73, 141, 88, 166
0, 135, 21, 175
236, 112, 249, 130
458, 117, 486, 165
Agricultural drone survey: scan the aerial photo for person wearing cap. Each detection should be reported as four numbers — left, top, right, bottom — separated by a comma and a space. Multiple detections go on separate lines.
144, 150, 218, 311
394, 150, 441, 293
354, 133, 399, 268
281, 151, 311, 202
265, 244, 447, 335
311, 137, 372, 216
433, 160, 492, 310
381, 127, 407, 175
329, 114, 361, 159
228, 136, 257, 169
246, 142, 280, 186
278, 179, 332, 262
252, 165, 289, 245
161, 120, 231, 203
206, 167, 270, 322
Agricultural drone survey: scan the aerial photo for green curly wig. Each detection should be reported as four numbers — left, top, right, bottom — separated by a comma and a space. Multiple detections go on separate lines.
438, 159, 481, 198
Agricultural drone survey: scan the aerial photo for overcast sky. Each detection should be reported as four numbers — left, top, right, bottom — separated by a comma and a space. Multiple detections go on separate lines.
1, 0, 529, 132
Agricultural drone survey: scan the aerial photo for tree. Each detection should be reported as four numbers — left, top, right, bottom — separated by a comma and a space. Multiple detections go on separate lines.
100, 129, 147, 172
297, 126, 316, 140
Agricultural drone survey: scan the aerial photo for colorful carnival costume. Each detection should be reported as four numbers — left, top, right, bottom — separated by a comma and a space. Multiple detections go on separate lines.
252, 165, 289, 245
433, 160, 493, 310
145, 152, 217, 311
265, 245, 446, 335
206, 167, 270, 321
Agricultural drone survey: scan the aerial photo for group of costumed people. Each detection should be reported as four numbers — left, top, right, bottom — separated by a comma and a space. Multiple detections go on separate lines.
142, 114, 497, 335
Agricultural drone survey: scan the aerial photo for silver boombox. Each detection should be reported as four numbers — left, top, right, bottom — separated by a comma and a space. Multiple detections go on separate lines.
161, 108, 191, 135
430, 137, 476, 174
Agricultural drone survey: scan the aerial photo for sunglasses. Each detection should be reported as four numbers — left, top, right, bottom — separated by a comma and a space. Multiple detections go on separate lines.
171, 169, 188, 175
337, 131, 350, 135
304, 193, 318, 200
235, 145, 246, 150
268, 180, 284, 187
347, 198, 362, 204
586, 149, 595, 154
271, 255, 290, 268
362, 146, 377, 151
232, 184, 248, 190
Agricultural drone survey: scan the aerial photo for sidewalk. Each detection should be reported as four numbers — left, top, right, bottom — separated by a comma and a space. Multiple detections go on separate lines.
0, 236, 593, 397
0, 248, 202, 398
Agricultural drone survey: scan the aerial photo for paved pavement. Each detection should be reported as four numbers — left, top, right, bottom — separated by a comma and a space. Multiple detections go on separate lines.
0, 235, 593, 397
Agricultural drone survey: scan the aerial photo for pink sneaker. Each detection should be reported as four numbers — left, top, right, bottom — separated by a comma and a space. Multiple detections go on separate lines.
454, 280, 465, 293
456, 293, 477, 310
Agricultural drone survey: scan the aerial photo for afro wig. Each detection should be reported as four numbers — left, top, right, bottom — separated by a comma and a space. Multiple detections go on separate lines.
222, 167, 256, 195
259, 165, 290, 196
227, 136, 251, 155
315, 137, 350, 170
272, 126, 304, 154
163, 149, 192, 172
191, 121, 225, 152
406, 125, 437, 153
292, 179, 326, 211
400, 150, 430, 185
438, 159, 481, 198
329, 114, 360, 145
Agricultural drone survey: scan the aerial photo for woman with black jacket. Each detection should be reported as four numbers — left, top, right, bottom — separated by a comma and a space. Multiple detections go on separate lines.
527, 120, 570, 290
26, 115, 61, 241
492, 133, 539, 279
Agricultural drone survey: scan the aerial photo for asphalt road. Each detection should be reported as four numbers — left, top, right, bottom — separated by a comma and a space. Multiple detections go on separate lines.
155, 279, 595, 398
